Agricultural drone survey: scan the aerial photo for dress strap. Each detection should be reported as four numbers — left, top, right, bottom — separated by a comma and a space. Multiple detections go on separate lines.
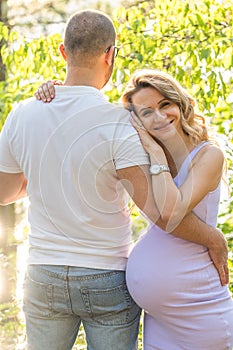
188, 141, 210, 161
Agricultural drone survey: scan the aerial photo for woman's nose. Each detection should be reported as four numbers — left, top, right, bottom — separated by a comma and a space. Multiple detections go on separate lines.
153, 109, 166, 119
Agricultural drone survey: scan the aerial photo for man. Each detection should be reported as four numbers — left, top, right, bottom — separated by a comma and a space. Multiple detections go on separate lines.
0, 9, 228, 350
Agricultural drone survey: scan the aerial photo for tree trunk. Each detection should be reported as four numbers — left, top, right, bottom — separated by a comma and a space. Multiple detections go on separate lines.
0, 0, 7, 81
0, 0, 17, 304
0, 205, 16, 303
0, 0, 8, 21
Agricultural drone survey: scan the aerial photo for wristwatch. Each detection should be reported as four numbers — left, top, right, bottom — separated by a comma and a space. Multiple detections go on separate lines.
150, 164, 170, 175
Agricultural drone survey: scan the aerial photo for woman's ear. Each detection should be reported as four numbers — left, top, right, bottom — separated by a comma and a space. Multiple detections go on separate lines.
59, 43, 67, 61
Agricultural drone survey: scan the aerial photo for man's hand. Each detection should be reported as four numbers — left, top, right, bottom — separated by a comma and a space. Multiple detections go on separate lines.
208, 228, 229, 286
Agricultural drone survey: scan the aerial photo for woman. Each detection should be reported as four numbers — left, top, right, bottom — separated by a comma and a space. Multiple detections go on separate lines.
35, 70, 233, 349
121, 69, 233, 349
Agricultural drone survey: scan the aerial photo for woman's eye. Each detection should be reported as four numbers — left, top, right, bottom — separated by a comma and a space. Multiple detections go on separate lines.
160, 101, 171, 108
141, 110, 153, 117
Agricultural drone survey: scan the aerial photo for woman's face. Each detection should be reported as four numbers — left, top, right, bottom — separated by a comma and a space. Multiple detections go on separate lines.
131, 86, 183, 141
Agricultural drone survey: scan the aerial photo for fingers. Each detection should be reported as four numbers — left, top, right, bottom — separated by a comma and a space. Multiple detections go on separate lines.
34, 87, 46, 102
207, 228, 230, 286
218, 265, 225, 286
218, 263, 229, 286
130, 111, 146, 131
34, 89, 42, 101
208, 243, 229, 286
41, 81, 54, 102
53, 80, 63, 86
34, 80, 56, 103
130, 116, 141, 131
224, 262, 229, 284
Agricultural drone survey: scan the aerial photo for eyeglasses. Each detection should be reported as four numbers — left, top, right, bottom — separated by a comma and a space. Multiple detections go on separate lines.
105, 45, 120, 58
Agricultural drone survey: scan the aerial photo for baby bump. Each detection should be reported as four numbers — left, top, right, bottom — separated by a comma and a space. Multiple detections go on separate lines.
126, 227, 225, 315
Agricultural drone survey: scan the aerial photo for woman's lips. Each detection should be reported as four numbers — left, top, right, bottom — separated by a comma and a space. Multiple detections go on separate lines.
153, 120, 174, 130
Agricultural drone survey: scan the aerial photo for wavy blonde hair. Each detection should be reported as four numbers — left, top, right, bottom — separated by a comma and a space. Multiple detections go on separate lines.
121, 69, 209, 145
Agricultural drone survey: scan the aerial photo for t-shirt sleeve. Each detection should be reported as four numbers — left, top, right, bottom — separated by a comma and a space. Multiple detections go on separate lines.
113, 121, 150, 170
0, 111, 22, 173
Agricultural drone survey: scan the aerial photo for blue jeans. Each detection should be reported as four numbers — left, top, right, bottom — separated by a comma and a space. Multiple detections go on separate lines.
23, 265, 141, 350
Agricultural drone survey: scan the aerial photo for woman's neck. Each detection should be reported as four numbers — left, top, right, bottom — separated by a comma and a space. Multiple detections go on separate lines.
158, 133, 195, 178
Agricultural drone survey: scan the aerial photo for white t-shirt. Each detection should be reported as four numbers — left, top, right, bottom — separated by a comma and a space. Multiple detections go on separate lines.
0, 86, 149, 270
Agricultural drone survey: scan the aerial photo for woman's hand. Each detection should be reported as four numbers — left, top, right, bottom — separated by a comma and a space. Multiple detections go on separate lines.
34, 80, 62, 102
130, 111, 165, 158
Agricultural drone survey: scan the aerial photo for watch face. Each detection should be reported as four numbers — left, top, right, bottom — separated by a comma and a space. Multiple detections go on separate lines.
150, 164, 161, 175
150, 164, 170, 175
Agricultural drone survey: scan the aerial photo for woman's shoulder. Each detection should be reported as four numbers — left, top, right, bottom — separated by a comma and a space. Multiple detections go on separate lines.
190, 142, 225, 177
194, 142, 224, 163
189, 142, 225, 191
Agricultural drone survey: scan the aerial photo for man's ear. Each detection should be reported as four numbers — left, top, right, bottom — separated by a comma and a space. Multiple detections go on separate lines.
59, 43, 67, 61
105, 46, 114, 66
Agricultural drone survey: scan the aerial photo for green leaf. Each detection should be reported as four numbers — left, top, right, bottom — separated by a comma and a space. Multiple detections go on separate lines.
196, 13, 205, 27
223, 46, 233, 69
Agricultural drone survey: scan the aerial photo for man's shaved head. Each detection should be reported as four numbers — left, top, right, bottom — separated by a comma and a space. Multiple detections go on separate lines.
64, 10, 116, 66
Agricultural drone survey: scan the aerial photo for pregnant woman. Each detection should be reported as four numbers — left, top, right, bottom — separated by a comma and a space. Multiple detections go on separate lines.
122, 69, 233, 350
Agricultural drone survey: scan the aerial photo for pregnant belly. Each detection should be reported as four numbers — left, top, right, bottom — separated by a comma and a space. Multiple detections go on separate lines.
126, 227, 222, 316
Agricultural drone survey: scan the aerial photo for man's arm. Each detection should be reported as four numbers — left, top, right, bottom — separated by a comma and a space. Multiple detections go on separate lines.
117, 164, 229, 286
0, 172, 27, 205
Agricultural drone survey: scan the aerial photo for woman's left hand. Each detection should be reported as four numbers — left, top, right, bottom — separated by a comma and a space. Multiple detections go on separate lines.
130, 111, 163, 156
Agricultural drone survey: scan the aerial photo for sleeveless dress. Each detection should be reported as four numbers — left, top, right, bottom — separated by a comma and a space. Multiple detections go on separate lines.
126, 142, 233, 350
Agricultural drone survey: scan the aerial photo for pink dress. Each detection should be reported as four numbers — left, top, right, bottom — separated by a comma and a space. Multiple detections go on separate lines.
126, 143, 233, 349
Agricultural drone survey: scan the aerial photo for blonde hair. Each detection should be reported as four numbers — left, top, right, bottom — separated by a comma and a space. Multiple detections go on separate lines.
122, 69, 209, 145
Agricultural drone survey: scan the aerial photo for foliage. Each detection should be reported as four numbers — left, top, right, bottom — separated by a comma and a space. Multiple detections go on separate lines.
113, 0, 233, 109
0, 301, 25, 349
0, 24, 65, 128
